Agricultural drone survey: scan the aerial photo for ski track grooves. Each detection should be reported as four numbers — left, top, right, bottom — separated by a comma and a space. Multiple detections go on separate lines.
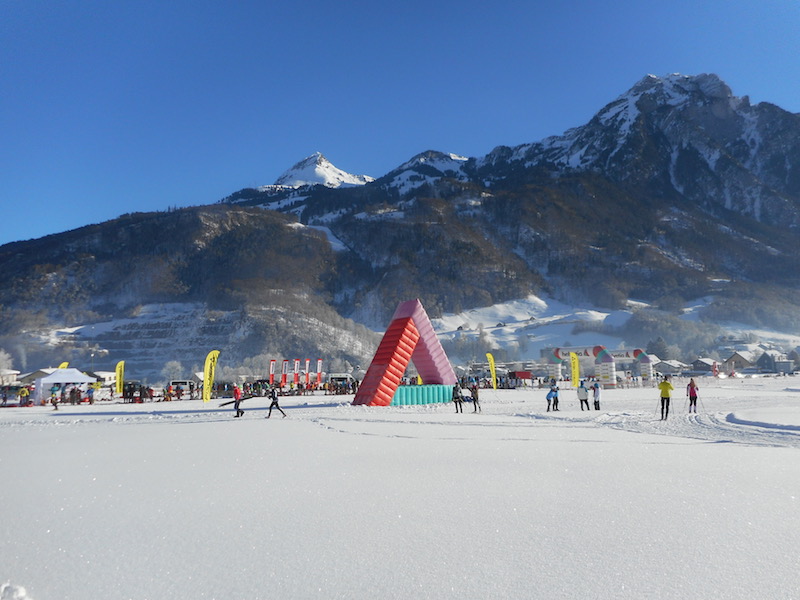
3, 402, 799, 449
601, 411, 800, 448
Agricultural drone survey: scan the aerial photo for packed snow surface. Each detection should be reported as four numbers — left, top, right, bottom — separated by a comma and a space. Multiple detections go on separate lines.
2, 377, 799, 599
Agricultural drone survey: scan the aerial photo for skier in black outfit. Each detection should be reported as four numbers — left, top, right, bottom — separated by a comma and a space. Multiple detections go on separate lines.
452, 384, 463, 413
266, 386, 287, 418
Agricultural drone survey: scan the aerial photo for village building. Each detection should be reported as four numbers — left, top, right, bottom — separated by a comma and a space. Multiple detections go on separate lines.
691, 358, 717, 373
1, 369, 20, 386
18, 368, 59, 385
722, 351, 757, 373
653, 359, 689, 375
756, 350, 793, 373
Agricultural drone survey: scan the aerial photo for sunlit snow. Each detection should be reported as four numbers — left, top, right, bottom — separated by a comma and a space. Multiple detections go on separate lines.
1, 377, 799, 599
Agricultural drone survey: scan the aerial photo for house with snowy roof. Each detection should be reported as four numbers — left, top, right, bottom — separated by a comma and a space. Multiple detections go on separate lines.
653, 359, 689, 375
756, 350, 792, 373
1, 369, 20, 385
723, 351, 757, 373
691, 358, 717, 373
18, 367, 58, 385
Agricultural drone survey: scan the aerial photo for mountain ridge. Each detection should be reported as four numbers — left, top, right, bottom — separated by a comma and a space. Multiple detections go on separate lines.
3, 72, 800, 380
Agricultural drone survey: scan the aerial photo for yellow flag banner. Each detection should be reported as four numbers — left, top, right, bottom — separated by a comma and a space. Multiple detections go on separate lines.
115, 361, 125, 396
58, 362, 69, 369
569, 352, 580, 387
203, 350, 220, 403
486, 352, 498, 390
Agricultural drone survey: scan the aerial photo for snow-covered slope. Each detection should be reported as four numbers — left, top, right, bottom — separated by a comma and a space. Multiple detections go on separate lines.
274, 152, 374, 188
379, 150, 470, 196
2, 380, 800, 599
432, 294, 627, 359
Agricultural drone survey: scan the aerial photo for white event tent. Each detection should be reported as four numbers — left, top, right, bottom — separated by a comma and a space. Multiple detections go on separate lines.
33, 368, 96, 404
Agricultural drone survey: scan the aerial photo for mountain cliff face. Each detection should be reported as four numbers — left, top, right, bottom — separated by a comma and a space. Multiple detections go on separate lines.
0, 206, 379, 377
3, 73, 800, 379
480, 74, 800, 226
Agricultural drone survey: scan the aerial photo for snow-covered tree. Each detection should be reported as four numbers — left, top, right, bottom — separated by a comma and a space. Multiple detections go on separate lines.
0, 349, 13, 371
161, 361, 184, 383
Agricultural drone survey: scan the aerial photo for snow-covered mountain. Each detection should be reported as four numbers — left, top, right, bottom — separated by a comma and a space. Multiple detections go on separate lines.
377, 150, 470, 196
4, 73, 800, 381
273, 152, 374, 188
480, 73, 800, 226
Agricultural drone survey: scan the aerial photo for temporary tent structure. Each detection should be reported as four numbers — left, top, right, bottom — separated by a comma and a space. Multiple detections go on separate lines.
34, 368, 96, 404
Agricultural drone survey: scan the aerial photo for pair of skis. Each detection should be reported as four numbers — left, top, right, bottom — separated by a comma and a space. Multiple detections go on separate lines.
218, 394, 254, 407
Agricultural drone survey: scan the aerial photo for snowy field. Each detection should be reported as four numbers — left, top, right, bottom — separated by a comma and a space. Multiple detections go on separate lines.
2, 377, 800, 600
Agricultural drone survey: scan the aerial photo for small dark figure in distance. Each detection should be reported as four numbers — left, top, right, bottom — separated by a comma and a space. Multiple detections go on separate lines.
452, 384, 463, 413
471, 384, 481, 413
266, 386, 287, 418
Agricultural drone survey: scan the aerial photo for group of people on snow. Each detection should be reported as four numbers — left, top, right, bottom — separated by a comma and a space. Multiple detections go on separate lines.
540, 375, 701, 418
656, 375, 700, 420
452, 383, 481, 413
231, 383, 287, 419
546, 380, 601, 412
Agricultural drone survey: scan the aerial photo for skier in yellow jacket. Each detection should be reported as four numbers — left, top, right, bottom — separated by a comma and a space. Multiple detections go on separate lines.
658, 375, 674, 420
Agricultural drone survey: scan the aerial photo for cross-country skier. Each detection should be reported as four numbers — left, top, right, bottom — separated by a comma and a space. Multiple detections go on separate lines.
233, 384, 244, 418
658, 375, 674, 420
266, 386, 287, 418
592, 381, 601, 410
686, 378, 699, 413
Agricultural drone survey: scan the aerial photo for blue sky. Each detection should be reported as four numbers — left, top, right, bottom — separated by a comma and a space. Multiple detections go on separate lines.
2, 0, 799, 246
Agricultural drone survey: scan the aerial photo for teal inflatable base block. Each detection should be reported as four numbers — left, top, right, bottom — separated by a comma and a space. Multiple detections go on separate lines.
391, 384, 453, 406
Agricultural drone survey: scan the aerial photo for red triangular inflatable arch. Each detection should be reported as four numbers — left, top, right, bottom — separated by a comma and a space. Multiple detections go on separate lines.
353, 299, 457, 406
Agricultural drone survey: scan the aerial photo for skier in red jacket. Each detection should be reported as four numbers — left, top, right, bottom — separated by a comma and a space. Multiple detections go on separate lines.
233, 384, 244, 418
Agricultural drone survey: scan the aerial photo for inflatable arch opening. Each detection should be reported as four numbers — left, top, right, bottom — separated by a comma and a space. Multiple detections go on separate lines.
542, 346, 653, 388
352, 299, 457, 406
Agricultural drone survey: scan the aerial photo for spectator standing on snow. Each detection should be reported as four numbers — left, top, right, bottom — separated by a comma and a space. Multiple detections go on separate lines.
233, 384, 244, 418
658, 375, 674, 420
686, 378, 699, 413
577, 381, 590, 411
50, 385, 60, 409
266, 386, 287, 418
471, 384, 481, 413
546, 383, 559, 412
592, 382, 601, 410
452, 384, 463, 413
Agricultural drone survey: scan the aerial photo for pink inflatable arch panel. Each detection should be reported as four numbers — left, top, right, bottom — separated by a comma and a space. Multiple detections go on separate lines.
353, 299, 457, 406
